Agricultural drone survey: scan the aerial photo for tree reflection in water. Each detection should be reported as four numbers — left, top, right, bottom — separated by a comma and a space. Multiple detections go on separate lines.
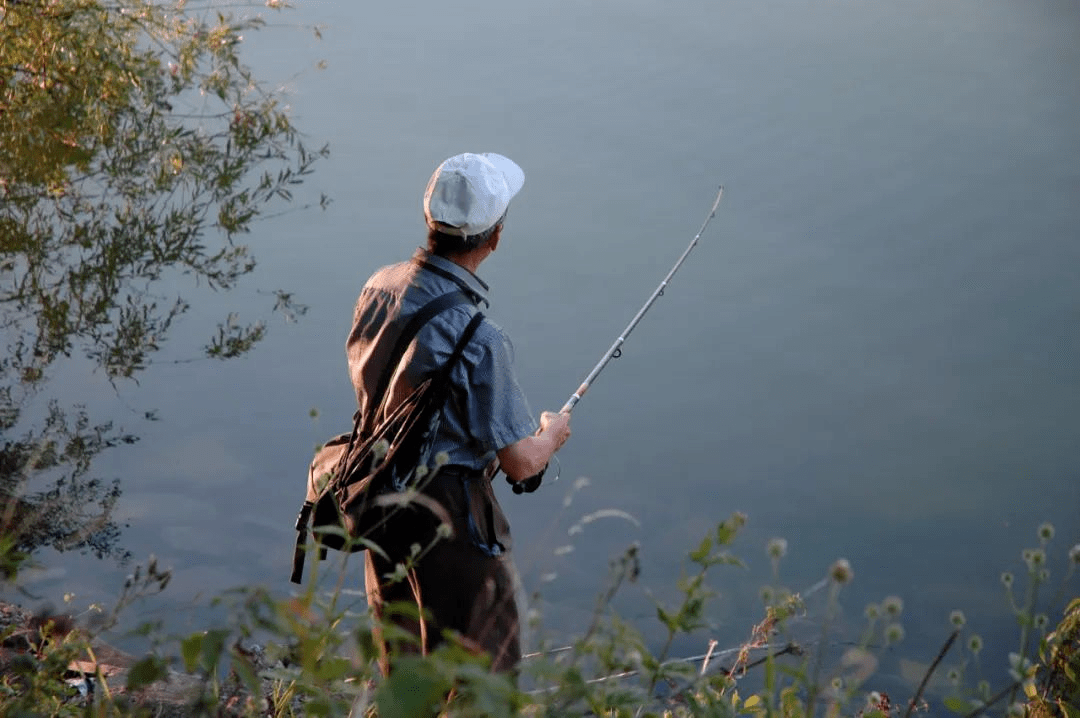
1, 0, 326, 571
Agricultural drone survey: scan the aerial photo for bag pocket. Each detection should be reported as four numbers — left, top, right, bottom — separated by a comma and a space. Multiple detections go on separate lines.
460, 472, 512, 556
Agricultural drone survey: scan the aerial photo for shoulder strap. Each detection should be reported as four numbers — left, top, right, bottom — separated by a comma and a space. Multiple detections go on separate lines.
362, 290, 475, 435
437, 311, 485, 384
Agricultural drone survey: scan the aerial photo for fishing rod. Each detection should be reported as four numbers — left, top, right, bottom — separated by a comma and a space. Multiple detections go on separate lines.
508, 186, 724, 494
560, 185, 725, 414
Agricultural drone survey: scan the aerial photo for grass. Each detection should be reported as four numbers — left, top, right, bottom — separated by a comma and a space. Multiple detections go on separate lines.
1, 494, 1078, 717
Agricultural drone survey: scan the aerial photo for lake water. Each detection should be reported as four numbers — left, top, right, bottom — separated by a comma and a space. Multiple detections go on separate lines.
13, 0, 1080, 698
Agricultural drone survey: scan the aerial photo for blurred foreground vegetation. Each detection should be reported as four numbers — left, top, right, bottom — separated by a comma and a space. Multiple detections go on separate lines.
1, 511, 1078, 716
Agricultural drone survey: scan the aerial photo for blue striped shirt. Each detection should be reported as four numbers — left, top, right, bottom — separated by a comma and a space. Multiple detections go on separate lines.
346, 249, 538, 472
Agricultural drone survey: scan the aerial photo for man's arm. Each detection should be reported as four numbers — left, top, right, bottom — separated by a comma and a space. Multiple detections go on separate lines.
497, 411, 571, 483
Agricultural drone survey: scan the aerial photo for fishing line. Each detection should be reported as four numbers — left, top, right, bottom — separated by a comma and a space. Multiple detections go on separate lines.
504, 187, 724, 493
560, 186, 725, 414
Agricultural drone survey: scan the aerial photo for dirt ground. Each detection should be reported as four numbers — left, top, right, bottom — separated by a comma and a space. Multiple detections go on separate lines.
0, 599, 276, 716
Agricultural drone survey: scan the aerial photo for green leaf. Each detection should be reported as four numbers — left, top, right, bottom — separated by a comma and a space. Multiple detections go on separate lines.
780, 685, 806, 718
230, 652, 260, 695
126, 655, 168, 691
716, 512, 747, 545
200, 629, 230, 671
314, 656, 352, 682
944, 696, 976, 714
375, 657, 450, 718
689, 534, 713, 563
180, 633, 203, 672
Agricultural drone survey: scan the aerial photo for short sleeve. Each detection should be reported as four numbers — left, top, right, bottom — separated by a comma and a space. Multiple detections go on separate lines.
465, 322, 538, 452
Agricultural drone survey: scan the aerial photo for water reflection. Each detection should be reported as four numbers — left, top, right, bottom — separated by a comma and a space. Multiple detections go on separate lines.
0, 2, 324, 573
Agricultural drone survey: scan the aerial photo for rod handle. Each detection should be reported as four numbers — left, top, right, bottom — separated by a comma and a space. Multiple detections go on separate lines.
561, 382, 589, 413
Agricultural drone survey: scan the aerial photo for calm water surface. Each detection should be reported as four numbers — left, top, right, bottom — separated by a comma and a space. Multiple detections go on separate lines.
15, 0, 1080, 691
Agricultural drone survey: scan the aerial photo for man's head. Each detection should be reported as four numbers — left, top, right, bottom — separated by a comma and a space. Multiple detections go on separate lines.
424, 153, 524, 255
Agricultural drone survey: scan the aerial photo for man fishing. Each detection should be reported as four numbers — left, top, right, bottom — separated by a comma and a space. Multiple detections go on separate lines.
347, 152, 572, 674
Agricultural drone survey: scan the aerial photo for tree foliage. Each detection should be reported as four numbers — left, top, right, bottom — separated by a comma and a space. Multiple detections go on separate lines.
0, 0, 326, 562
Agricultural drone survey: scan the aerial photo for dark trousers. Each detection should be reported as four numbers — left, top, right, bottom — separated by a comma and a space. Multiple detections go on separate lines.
364, 467, 521, 674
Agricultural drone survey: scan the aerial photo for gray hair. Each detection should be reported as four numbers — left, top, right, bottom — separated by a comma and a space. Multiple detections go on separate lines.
426, 211, 506, 256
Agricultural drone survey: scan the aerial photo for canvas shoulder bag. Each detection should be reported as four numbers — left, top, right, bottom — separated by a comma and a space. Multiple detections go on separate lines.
290, 290, 483, 584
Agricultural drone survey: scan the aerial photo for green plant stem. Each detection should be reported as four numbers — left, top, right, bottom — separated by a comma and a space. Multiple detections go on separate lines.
642, 562, 716, 708
903, 630, 958, 718
546, 543, 638, 716
858, 616, 878, 648
1019, 574, 1040, 657
1047, 563, 1078, 617
581, 548, 635, 648
643, 620, 678, 703
805, 581, 840, 718
84, 644, 116, 704
1009, 572, 1042, 706
962, 680, 1022, 718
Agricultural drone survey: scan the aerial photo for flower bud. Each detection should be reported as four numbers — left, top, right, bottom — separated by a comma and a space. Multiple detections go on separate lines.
830, 558, 854, 585
882, 596, 903, 617
767, 537, 788, 560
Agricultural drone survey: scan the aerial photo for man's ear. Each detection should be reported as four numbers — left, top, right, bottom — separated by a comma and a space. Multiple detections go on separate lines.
488, 225, 502, 252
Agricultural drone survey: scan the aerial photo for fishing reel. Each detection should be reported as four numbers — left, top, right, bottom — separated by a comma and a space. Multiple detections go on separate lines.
508, 464, 546, 494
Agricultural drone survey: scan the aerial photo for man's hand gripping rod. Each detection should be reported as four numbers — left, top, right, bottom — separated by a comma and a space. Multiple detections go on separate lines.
561, 186, 725, 413
510, 186, 725, 494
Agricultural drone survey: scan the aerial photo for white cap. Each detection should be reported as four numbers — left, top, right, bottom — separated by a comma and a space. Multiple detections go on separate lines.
423, 153, 525, 237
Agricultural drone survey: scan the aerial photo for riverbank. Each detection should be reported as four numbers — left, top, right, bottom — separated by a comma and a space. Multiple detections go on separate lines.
0, 600, 270, 716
